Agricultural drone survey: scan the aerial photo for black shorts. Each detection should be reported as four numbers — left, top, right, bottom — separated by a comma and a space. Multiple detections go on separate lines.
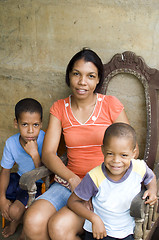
84, 231, 134, 240
6, 172, 42, 206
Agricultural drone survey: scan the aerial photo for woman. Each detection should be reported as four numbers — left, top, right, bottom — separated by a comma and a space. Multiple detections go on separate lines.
24, 49, 137, 240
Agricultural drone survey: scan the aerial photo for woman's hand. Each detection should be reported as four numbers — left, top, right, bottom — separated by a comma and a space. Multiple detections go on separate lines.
68, 175, 81, 192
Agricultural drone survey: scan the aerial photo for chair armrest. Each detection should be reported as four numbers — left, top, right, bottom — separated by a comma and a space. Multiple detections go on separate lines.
130, 163, 159, 219
130, 189, 146, 219
19, 152, 68, 192
19, 166, 52, 192
19, 152, 68, 207
19, 165, 52, 207
130, 176, 159, 240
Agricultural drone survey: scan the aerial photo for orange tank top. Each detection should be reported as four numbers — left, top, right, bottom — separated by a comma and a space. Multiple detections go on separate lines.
50, 94, 124, 179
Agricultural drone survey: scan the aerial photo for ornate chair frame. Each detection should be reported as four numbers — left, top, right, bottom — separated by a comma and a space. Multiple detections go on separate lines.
102, 51, 159, 170
101, 51, 159, 240
20, 51, 159, 240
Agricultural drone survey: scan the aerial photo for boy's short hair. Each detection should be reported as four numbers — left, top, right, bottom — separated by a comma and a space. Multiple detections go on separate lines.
15, 98, 43, 122
103, 123, 136, 150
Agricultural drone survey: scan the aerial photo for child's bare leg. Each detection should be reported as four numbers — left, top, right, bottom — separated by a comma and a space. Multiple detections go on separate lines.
48, 206, 84, 240
23, 199, 56, 240
2, 200, 25, 238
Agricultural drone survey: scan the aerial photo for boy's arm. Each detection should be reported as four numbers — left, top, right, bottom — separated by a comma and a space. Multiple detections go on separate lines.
68, 192, 107, 239
23, 140, 41, 168
143, 175, 158, 205
0, 168, 12, 221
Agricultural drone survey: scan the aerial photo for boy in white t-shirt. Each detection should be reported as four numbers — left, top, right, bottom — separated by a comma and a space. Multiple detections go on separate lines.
68, 122, 157, 240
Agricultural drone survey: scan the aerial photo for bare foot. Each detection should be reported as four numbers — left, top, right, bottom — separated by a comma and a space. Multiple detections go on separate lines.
2, 220, 19, 238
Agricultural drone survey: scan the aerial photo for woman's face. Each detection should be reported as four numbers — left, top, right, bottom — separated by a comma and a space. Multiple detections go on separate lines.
69, 58, 99, 100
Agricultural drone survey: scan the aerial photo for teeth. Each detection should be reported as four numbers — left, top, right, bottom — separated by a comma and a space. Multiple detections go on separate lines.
78, 89, 86, 92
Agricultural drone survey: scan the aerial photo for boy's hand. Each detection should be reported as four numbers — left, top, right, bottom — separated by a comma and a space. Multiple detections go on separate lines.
24, 140, 38, 158
24, 140, 41, 167
142, 189, 158, 205
0, 197, 12, 221
92, 215, 107, 239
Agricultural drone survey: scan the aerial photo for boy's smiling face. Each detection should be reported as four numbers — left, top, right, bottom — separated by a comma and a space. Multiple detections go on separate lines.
102, 136, 136, 181
14, 111, 42, 147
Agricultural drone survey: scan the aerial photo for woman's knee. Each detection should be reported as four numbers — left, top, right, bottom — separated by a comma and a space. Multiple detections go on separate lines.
23, 199, 56, 237
23, 205, 43, 236
48, 215, 68, 240
48, 216, 82, 240
48, 206, 84, 240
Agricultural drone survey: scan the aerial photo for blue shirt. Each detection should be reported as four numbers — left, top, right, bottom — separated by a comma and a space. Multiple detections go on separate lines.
1, 130, 45, 176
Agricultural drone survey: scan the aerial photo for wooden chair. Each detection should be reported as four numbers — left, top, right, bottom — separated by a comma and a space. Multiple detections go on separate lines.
19, 51, 159, 239
102, 51, 159, 240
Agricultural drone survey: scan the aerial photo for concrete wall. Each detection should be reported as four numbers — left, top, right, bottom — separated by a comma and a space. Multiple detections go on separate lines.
1, 0, 159, 164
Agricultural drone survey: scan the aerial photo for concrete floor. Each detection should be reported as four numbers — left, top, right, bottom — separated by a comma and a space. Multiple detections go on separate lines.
0, 216, 22, 240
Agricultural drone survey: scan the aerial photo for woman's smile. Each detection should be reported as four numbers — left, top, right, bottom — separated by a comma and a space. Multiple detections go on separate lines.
76, 88, 88, 95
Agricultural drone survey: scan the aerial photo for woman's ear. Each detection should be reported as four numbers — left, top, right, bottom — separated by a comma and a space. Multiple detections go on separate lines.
14, 118, 18, 129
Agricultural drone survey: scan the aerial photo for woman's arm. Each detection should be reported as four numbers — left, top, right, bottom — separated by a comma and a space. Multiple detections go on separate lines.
42, 114, 81, 191
114, 109, 129, 124
114, 109, 139, 158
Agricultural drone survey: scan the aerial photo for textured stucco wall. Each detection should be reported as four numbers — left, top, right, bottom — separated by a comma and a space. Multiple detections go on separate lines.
0, 0, 159, 164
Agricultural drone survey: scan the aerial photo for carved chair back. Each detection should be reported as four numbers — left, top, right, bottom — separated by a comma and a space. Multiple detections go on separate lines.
101, 51, 159, 170
100, 51, 159, 240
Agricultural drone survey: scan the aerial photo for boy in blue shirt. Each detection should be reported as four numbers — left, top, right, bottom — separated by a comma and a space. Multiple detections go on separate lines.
0, 98, 45, 239
68, 123, 157, 240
